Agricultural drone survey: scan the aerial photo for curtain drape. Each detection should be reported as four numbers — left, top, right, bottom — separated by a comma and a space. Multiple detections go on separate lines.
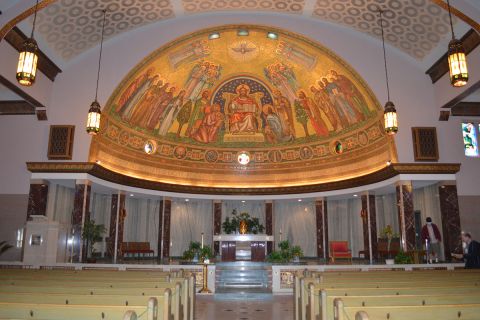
52, 184, 75, 229
375, 193, 400, 235
274, 200, 316, 257
327, 198, 363, 257
170, 199, 213, 257
89, 193, 111, 232
123, 198, 161, 255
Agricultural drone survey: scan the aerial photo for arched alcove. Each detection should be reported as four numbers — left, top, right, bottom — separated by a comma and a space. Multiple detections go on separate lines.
89, 25, 397, 189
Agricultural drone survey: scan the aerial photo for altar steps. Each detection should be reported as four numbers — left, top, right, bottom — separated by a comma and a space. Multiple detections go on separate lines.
214, 288, 273, 301
215, 262, 272, 301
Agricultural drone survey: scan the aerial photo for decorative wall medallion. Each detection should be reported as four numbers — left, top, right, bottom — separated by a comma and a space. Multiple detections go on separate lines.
237, 151, 250, 165
205, 150, 219, 163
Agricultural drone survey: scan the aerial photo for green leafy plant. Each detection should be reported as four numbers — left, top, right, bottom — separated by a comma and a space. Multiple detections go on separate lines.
222, 209, 265, 234
291, 245, 304, 258
200, 246, 213, 261
394, 250, 413, 264
0, 241, 13, 257
182, 241, 212, 263
81, 219, 106, 258
266, 240, 303, 263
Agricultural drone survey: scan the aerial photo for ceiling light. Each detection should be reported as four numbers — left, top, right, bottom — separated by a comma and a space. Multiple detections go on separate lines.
378, 9, 398, 136
446, 0, 468, 87
353, 194, 358, 197
267, 32, 278, 40
386, 160, 391, 166
298, 199, 302, 202
237, 29, 249, 36
241, 200, 246, 203
208, 32, 220, 40
130, 194, 134, 197
86, 10, 107, 135
16, 0, 39, 86
185, 199, 190, 202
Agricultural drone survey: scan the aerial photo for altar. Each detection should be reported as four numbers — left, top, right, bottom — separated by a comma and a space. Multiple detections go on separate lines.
213, 235, 274, 262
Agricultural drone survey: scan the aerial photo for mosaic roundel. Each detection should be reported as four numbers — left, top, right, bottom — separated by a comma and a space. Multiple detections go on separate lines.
90, 25, 396, 189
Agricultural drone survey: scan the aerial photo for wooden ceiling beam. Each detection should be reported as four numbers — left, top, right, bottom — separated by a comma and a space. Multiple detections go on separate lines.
0, 100, 35, 115
451, 102, 480, 117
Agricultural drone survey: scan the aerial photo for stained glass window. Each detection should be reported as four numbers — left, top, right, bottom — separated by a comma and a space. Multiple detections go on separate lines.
462, 122, 479, 157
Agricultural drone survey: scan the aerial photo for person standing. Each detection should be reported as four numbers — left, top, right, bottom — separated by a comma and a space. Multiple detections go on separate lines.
452, 233, 480, 269
421, 217, 442, 263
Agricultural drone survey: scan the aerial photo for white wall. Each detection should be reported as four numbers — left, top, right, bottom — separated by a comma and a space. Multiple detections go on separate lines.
0, 12, 479, 197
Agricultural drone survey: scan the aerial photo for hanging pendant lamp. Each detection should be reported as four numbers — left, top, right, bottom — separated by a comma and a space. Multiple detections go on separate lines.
378, 9, 398, 136
446, 0, 468, 87
86, 10, 107, 135
16, 0, 40, 86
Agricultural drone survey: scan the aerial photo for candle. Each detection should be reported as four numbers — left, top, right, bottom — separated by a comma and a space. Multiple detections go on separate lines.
279, 229, 283, 242
201, 232, 204, 249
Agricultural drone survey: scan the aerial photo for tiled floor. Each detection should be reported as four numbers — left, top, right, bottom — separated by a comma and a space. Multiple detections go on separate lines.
195, 295, 293, 320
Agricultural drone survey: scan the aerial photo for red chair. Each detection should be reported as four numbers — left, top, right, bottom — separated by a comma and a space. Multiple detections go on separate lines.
329, 241, 352, 263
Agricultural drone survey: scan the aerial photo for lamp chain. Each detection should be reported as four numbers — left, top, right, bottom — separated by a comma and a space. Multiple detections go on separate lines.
31, 0, 39, 38
446, 0, 455, 39
379, 9, 390, 103
95, 10, 107, 102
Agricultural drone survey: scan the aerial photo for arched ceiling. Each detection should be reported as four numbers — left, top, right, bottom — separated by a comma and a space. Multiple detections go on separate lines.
19, 0, 461, 61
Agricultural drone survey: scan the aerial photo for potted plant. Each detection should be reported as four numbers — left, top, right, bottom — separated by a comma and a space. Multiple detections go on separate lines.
394, 250, 413, 264
291, 245, 304, 263
266, 240, 304, 264
380, 225, 398, 265
81, 219, 106, 263
182, 241, 212, 264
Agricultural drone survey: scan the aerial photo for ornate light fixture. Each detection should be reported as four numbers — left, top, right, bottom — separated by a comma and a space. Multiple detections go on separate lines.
379, 9, 398, 136
446, 0, 468, 87
86, 10, 107, 135
16, 0, 40, 86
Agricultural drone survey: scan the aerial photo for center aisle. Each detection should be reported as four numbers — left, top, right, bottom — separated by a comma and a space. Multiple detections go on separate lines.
196, 295, 293, 320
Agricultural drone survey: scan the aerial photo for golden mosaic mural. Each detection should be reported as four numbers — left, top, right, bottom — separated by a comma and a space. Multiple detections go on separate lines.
89, 25, 397, 189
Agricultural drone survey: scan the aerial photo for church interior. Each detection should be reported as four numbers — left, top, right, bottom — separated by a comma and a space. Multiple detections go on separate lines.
1, 0, 480, 319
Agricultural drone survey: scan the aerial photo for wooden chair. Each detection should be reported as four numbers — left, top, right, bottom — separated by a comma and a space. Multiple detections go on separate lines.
329, 241, 352, 263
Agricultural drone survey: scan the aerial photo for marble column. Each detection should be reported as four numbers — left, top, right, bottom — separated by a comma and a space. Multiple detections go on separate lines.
26, 180, 49, 220
439, 184, 462, 261
265, 201, 273, 254
72, 180, 91, 262
109, 192, 126, 263
315, 199, 328, 259
361, 194, 378, 262
157, 200, 164, 260
396, 182, 415, 252
162, 198, 172, 259
213, 200, 222, 256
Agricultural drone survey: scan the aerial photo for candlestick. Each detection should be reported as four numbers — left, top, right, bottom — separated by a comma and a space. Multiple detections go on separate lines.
201, 232, 204, 249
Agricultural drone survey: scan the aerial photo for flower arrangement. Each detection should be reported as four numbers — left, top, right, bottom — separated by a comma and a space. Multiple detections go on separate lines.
222, 209, 265, 234
380, 225, 399, 259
